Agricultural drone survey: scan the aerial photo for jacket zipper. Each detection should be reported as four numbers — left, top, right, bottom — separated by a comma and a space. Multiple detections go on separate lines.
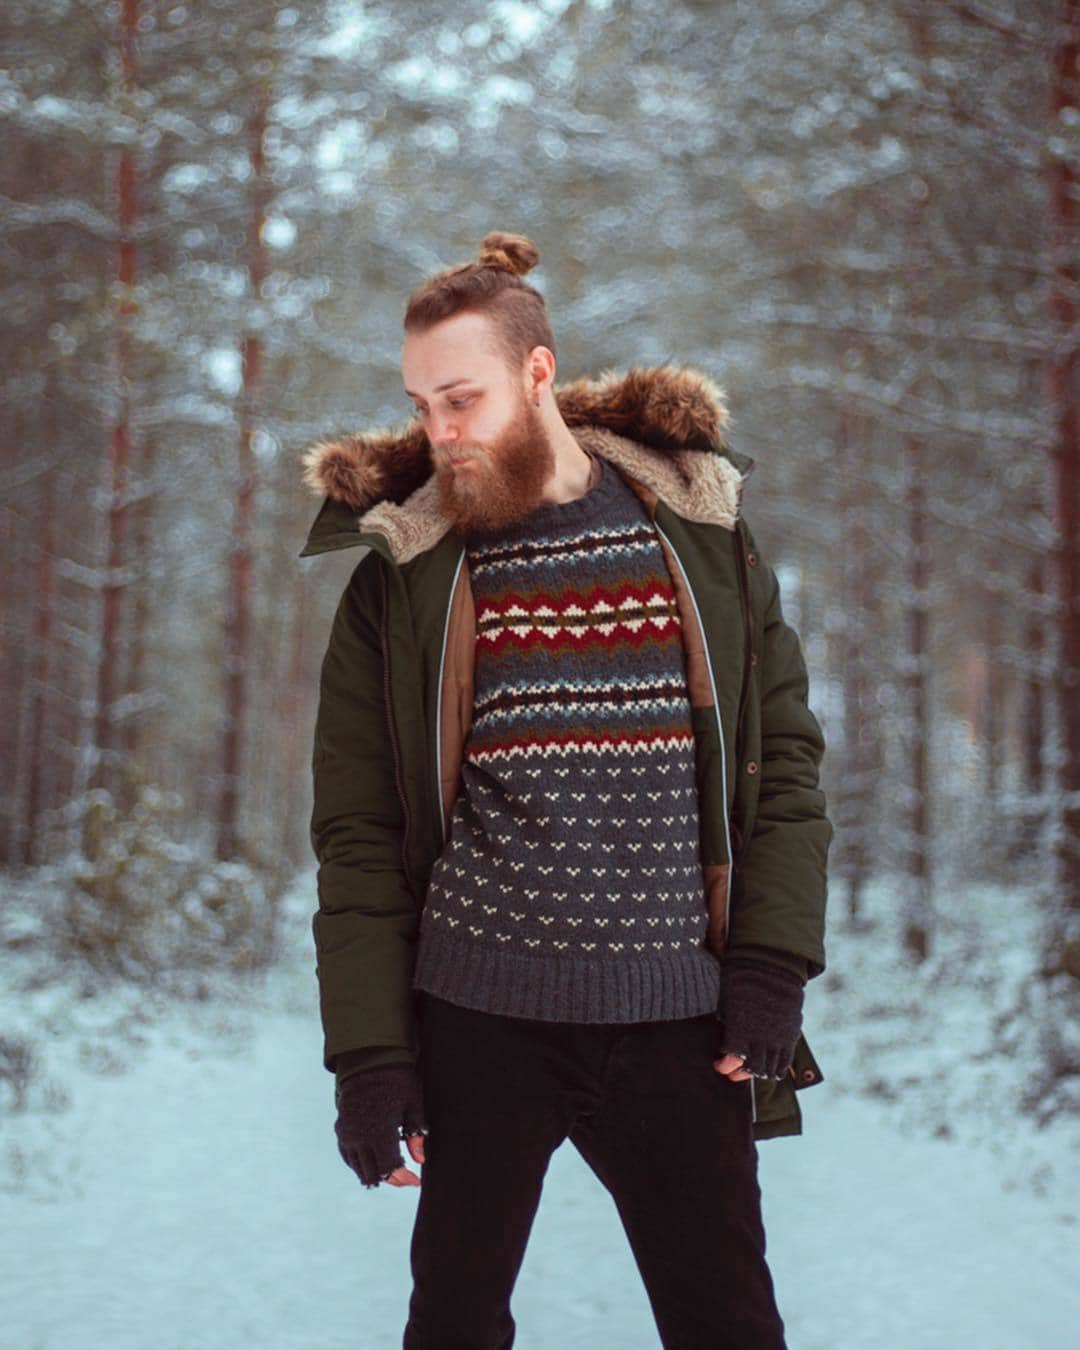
654, 521, 759, 1125
433, 546, 467, 848
379, 558, 417, 902
652, 523, 736, 934
734, 522, 755, 748
732, 521, 756, 868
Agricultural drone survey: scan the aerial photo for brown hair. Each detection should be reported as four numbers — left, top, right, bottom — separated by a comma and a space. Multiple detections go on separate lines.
402, 231, 557, 372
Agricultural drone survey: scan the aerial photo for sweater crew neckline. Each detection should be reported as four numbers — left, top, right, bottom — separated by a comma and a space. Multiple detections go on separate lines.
478, 452, 616, 540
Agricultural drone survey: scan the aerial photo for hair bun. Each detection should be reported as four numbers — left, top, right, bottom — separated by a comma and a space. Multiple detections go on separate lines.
476, 231, 539, 277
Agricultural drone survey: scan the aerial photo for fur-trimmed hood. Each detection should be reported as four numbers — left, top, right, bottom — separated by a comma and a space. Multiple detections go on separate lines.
298, 363, 755, 563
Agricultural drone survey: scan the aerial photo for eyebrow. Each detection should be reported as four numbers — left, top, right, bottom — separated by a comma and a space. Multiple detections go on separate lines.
403, 378, 477, 398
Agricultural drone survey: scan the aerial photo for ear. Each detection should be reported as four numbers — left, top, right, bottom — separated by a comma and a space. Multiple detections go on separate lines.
526, 344, 556, 402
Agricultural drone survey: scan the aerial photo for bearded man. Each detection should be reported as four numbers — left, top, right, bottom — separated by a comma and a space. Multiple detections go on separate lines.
299, 230, 832, 1350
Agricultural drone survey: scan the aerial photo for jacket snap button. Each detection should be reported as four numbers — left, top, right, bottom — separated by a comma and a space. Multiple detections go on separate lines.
747, 552, 758, 567
801, 1068, 816, 1082
750, 652, 758, 667
746, 760, 758, 775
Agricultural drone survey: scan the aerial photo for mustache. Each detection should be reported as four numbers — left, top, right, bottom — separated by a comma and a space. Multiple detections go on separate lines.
435, 446, 485, 465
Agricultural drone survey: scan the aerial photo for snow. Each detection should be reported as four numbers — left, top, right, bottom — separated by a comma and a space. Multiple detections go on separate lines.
2, 878, 1077, 1350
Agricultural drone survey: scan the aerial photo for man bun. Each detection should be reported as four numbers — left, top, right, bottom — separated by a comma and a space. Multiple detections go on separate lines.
476, 231, 539, 277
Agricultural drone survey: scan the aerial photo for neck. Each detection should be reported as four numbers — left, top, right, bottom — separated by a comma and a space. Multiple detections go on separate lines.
537, 415, 597, 506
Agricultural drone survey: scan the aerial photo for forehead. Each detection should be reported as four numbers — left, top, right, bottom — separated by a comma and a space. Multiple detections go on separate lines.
401, 312, 508, 395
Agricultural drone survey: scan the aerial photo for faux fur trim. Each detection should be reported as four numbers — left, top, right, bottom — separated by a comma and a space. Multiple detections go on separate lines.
300, 363, 746, 563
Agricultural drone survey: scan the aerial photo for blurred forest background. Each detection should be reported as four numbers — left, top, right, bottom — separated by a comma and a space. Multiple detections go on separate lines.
1, 0, 1078, 1127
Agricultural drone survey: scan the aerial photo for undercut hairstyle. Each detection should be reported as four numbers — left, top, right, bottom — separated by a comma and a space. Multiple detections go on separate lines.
403, 230, 557, 373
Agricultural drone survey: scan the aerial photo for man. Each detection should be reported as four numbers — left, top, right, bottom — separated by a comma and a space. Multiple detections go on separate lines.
299, 231, 832, 1349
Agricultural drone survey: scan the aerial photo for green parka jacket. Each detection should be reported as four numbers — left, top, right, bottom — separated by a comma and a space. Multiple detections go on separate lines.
298, 363, 833, 1141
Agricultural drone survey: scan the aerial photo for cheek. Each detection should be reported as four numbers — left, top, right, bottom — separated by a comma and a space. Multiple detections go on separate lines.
470, 415, 503, 446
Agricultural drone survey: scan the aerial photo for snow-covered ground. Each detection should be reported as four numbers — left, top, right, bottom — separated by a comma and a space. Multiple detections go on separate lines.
2, 876, 1077, 1349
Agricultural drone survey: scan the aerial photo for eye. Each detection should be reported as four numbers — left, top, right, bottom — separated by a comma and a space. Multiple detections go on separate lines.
410, 395, 475, 415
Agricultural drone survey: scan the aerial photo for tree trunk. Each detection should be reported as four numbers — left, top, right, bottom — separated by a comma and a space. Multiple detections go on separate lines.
86, 0, 140, 841
20, 467, 57, 866
218, 81, 270, 862
837, 396, 877, 929
121, 433, 154, 792
1045, 0, 1080, 966
901, 1, 934, 963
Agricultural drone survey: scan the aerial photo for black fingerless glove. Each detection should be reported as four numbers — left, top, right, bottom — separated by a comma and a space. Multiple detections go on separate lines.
716, 958, 805, 1080
334, 1063, 430, 1188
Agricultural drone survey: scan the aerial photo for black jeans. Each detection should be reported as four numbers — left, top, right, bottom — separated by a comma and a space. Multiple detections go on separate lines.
402, 991, 788, 1350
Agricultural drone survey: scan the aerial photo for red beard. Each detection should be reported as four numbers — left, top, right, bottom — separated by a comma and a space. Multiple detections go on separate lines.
432, 393, 559, 536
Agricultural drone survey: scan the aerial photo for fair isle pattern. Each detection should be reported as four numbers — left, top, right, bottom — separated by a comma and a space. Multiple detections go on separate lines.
411, 452, 723, 1024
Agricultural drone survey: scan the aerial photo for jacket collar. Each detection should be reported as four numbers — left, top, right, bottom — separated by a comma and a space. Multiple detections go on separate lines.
298, 363, 755, 562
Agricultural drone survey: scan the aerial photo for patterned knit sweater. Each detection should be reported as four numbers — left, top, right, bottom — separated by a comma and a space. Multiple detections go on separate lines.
411, 451, 723, 1023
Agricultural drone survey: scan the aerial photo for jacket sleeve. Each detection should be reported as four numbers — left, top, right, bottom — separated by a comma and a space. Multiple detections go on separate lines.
726, 522, 832, 981
310, 551, 420, 1075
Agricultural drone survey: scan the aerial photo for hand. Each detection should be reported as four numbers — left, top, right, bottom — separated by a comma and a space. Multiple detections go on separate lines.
714, 958, 805, 1080
334, 1063, 430, 1189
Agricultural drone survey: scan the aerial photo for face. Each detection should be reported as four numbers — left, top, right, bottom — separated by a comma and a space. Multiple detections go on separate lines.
401, 311, 558, 535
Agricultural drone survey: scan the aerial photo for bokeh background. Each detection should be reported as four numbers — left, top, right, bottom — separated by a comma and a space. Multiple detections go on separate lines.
2, 2, 1078, 1347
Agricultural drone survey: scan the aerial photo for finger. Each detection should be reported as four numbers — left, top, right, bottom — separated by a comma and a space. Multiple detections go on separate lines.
347, 1149, 382, 1188
712, 1056, 752, 1081
384, 1164, 420, 1187
374, 1140, 406, 1177
405, 1133, 426, 1165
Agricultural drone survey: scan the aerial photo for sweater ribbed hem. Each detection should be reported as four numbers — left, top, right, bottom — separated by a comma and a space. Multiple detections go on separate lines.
411, 929, 723, 1023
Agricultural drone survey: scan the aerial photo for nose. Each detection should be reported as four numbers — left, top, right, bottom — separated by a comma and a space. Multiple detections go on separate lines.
428, 411, 459, 446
